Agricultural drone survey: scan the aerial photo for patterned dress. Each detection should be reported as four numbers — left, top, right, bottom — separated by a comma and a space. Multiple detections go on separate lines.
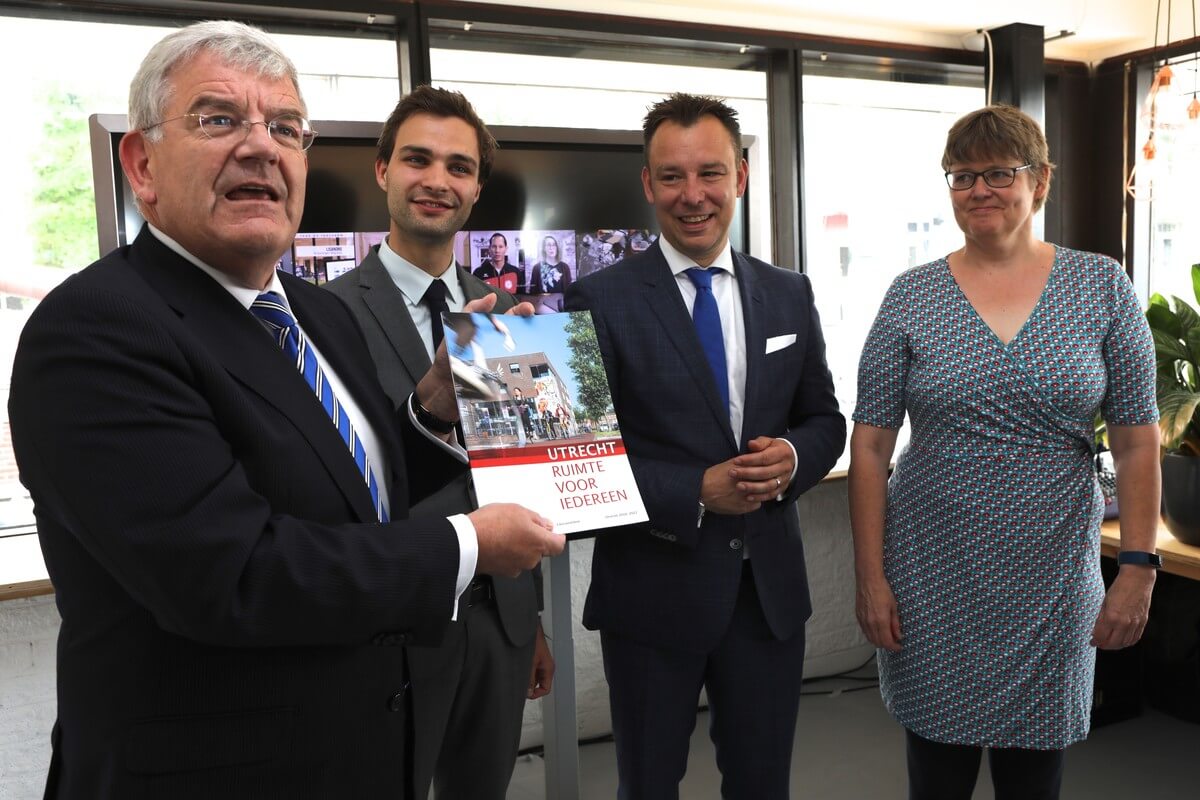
853, 247, 1157, 749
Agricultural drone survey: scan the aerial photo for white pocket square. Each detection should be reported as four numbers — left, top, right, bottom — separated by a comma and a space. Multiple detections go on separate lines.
765, 334, 796, 354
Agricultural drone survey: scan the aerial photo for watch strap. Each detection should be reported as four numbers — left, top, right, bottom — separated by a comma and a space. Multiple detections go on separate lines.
1117, 550, 1163, 568
412, 395, 455, 435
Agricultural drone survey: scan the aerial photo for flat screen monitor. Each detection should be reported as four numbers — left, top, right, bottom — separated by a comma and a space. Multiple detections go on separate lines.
89, 116, 751, 311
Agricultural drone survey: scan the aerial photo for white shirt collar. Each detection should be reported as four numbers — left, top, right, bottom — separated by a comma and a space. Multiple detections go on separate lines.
147, 224, 287, 310
658, 235, 736, 278
376, 237, 463, 308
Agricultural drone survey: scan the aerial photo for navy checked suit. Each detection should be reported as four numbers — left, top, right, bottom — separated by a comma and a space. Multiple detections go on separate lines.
565, 242, 844, 798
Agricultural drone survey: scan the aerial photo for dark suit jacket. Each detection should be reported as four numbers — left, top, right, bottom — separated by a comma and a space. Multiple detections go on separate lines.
9, 228, 463, 799
564, 243, 845, 654
325, 247, 541, 646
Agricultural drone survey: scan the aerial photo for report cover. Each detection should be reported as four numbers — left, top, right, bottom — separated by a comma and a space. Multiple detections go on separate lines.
443, 310, 647, 535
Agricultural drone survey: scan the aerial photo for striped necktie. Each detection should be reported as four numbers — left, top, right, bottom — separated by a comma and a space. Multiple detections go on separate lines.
250, 291, 388, 523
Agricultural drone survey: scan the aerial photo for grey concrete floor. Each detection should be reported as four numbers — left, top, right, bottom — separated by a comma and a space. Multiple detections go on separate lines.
506, 667, 1200, 799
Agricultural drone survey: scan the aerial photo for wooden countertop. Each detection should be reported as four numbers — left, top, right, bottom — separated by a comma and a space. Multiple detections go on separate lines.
1100, 518, 1200, 581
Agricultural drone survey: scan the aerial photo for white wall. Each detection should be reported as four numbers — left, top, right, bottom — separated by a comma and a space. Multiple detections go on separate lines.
0, 594, 58, 800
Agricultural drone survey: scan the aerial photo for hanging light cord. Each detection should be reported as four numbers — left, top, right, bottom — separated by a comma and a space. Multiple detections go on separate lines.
981, 29, 994, 105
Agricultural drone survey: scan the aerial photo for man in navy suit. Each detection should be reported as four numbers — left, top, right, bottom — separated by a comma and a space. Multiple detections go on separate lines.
565, 93, 845, 799
8, 22, 562, 799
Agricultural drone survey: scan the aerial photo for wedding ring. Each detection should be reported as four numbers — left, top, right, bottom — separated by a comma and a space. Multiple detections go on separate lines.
775, 477, 781, 489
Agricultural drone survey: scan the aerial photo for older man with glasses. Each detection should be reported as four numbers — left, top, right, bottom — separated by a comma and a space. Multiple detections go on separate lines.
8, 20, 563, 800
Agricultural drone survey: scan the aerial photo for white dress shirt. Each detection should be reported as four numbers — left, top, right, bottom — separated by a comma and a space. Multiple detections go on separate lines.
376, 237, 466, 362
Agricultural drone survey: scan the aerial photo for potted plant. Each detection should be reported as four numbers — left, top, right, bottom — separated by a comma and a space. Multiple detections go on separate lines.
1145, 263, 1200, 545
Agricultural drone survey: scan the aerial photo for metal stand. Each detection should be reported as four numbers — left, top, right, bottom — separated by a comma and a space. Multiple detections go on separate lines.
540, 542, 580, 799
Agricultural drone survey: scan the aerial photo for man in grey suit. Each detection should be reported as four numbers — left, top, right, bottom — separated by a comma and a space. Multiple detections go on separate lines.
326, 86, 552, 800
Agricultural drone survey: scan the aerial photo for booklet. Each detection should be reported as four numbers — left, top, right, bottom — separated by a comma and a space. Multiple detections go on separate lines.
443, 310, 648, 535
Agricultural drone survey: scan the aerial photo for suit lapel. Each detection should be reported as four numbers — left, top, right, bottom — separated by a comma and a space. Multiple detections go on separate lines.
734, 252, 766, 449
128, 230, 379, 522
639, 244, 736, 444
457, 265, 493, 303
358, 249, 432, 383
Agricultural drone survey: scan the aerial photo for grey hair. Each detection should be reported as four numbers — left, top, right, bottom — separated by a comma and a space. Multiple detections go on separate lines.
129, 20, 304, 141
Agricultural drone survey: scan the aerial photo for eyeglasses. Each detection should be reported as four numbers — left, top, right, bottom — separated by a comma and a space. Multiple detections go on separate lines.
944, 164, 1032, 191
142, 112, 317, 152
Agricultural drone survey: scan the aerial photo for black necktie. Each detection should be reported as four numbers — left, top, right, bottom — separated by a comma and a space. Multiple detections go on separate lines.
422, 279, 450, 353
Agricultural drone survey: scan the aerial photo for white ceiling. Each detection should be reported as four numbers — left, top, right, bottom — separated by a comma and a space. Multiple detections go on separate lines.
464, 0, 1194, 64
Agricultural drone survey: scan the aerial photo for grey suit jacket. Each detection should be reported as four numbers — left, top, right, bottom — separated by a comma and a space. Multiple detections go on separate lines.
326, 245, 540, 645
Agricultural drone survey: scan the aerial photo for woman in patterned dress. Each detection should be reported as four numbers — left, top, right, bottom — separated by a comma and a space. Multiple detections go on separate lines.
848, 105, 1162, 800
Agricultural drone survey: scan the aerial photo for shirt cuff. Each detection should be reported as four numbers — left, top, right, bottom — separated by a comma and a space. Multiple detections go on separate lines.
407, 394, 468, 464
447, 513, 479, 621
777, 438, 799, 502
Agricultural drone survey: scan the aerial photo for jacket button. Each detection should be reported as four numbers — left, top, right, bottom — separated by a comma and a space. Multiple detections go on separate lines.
387, 682, 410, 712
729, 538, 743, 550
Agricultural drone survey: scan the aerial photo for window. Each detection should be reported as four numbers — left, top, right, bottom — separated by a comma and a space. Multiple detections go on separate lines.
802, 69, 984, 470
1137, 56, 1200, 304
509, 363, 522, 374
430, 47, 773, 260
0, 13, 400, 581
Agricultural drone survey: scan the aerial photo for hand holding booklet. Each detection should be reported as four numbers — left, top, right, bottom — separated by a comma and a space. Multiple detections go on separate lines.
443, 310, 648, 536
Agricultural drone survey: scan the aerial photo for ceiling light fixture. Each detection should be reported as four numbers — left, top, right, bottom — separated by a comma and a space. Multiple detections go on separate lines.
1127, 0, 1199, 199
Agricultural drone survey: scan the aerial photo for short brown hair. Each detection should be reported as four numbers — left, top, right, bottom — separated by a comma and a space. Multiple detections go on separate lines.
642, 93, 742, 163
942, 105, 1055, 211
376, 85, 497, 182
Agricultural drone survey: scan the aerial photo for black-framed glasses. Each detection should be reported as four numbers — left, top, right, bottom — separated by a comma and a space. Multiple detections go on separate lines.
142, 112, 317, 152
944, 164, 1032, 191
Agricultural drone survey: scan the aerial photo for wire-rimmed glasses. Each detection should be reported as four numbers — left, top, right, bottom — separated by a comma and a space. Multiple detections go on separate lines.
142, 112, 316, 152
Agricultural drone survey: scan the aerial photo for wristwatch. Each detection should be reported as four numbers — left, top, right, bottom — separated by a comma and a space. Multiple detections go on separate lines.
412, 396, 455, 435
1116, 550, 1163, 569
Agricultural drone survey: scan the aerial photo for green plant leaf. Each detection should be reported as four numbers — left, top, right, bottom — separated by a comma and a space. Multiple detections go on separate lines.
1174, 294, 1200, 337
1188, 326, 1200, 383
1148, 277, 1200, 452
1159, 387, 1200, 450
1152, 328, 1190, 362
1146, 299, 1181, 338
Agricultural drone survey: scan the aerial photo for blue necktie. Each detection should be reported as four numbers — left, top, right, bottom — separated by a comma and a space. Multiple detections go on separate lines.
685, 268, 729, 412
251, 291, 388, 523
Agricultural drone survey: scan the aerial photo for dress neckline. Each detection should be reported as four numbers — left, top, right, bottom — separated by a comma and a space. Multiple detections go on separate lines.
943, 245, 1060, 349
